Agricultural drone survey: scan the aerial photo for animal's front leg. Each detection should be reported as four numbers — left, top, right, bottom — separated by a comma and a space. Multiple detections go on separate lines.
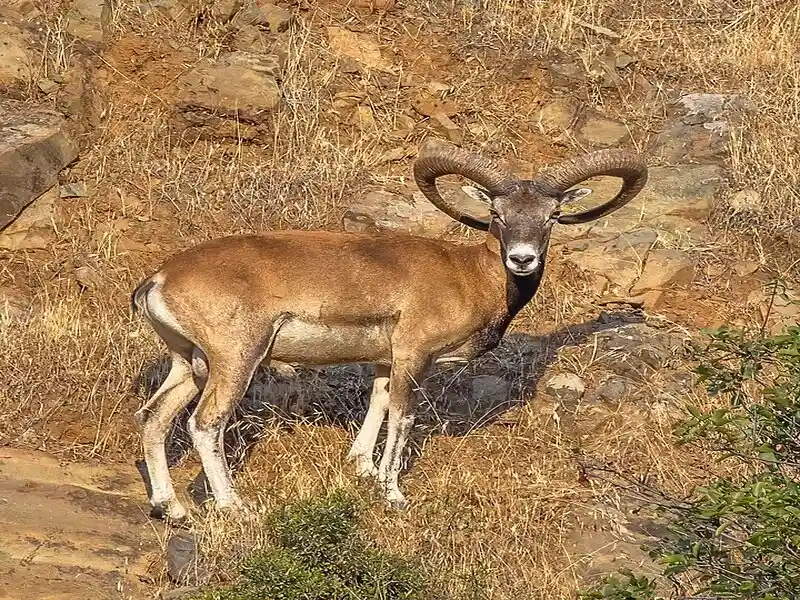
377, 356, 428, 510
347, 364, 390, 478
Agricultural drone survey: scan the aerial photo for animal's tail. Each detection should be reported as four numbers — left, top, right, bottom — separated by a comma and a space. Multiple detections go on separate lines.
130, 277, 156, 317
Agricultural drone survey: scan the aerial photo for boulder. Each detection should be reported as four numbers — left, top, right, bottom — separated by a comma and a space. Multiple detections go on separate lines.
560, 229, 657, 296
650, 92, 754, 165
0, 24, 34, 91
577, 113, 629, 147
562, 164, 724, 243
65, 0, 111, 43
0, 103, 78, 231
172, 52, 282, 141
630, 249, 695, 295
343, 190, 456, 238
343, 184, 487, 238
326, 27, 394, 72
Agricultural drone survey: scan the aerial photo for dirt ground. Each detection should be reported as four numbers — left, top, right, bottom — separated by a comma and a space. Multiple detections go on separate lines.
0, 447, 161, 599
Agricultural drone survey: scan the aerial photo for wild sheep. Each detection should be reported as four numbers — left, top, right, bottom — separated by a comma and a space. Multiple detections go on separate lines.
131, 138, 647, 521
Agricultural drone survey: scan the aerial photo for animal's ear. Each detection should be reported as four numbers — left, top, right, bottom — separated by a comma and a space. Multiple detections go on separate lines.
461, 185, 492, 204
560, 187, 592, 204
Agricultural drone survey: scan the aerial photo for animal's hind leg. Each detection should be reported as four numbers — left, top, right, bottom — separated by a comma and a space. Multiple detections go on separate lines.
187, 359, 257, 513
134, 351, 200, 522
347, 364, 390, 478
187, 315, 290, 514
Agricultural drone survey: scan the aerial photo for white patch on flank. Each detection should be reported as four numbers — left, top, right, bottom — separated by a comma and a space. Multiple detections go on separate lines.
146, 275, 191, 339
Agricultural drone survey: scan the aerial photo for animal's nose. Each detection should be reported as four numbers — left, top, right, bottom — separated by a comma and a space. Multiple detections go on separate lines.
508, 253, 536, 267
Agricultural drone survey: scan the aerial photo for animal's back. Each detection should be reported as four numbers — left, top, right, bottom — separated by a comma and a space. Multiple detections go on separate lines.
152, 230, 475, 322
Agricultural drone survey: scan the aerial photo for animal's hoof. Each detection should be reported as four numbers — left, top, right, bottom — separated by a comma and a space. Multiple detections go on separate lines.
388, 498, 409, 511
167, 512, 191, 529
149, 502, 167, 520
150, 501, 189, 527
355, 465, 379, 479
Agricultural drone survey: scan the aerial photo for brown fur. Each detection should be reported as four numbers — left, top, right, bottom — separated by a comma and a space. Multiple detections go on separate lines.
132, 228, 545, 518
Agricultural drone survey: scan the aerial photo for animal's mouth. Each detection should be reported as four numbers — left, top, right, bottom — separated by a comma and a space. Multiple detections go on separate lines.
508, 265, 537, 277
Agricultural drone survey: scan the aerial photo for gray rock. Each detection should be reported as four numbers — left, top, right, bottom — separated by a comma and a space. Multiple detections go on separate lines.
561, 231, 661, 296
591, 377, 629, 402
4, 185, 59, 231
547, 59, 586, 88
614, 52, 636, 69
235, 2, 294, 32
326, 27, 393, 73
0, 282, 31, 320
650, 92, 754, 165
210, 0, 242, 22
562, 241, 643, 294
676, 92, 753, 125
37, 78, 59, 94
650, 120, 728, 164
0, 185, 60, 251
0, 103, 78, 231
587, 56, 625, 89
343, 185, 486, 238
166, 531, 199, 584
587, 324, 682, 379
545, 373, 586, 404
606, 229, 658, 252
60, 182, 88, 198
137, 0, 193, 23
565, 164, 723, 244
174, 52, 282, 118
534, 98, 577, 133
727, 188, 762, 213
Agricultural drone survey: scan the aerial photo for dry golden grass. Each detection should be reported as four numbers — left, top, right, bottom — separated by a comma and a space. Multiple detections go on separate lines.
1, 0, 799, 598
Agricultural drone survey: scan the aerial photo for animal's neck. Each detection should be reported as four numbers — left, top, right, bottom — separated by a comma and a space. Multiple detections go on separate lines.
505, 263, 543, 317
476, 235, 546, 319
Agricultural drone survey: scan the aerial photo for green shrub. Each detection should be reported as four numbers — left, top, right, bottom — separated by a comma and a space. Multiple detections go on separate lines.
580, 305, 800, 600
193, 489, 444, 600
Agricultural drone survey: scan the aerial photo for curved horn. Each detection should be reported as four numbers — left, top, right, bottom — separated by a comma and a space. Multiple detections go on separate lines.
534, 149, 648, 225
413, 139, 518, 231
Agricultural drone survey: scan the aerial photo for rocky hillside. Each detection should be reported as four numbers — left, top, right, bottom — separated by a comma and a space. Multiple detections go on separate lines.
0, 0, 798, 599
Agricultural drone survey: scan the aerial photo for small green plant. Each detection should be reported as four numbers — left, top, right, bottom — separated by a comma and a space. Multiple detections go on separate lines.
578, 570, 658, 600
580, 305, 800, 600
193, 489, 444, 600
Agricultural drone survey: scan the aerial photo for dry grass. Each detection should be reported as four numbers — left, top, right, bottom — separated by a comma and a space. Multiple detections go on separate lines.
1, 0, 799, 598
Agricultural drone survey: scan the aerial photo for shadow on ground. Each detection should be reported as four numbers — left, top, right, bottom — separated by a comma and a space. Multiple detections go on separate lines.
131, 307, 644, 505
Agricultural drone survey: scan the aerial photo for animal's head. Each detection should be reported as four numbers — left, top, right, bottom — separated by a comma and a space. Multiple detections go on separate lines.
413, 140, 648, 277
